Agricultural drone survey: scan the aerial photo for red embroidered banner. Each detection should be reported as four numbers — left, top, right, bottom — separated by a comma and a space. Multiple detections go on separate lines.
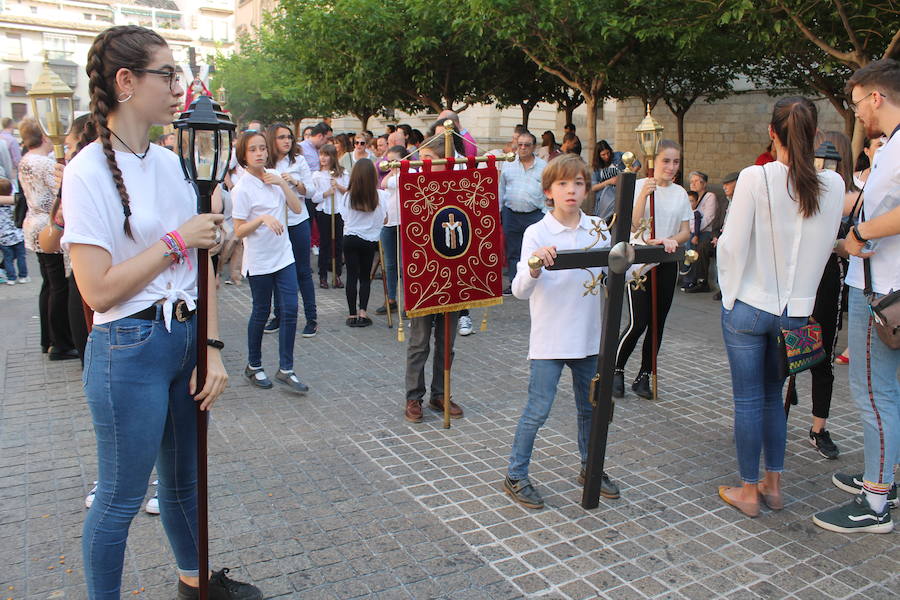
399, 156, 504, 317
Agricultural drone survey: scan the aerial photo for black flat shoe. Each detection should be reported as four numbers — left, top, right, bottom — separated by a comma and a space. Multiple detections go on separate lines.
346, 317, 359, 327
356, 316, 372, 327
612, 371, 624, 398
49, 348, 79, 361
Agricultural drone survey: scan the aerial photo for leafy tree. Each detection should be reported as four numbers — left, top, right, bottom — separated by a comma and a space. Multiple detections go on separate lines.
490, 51, 561, 128
548, 86, 584, 129
470, 0, 635, 157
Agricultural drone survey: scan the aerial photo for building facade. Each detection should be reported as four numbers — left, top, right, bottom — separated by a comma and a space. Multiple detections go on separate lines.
0, 0, 234, 123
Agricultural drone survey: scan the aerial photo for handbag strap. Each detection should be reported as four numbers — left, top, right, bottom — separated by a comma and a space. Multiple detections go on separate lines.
861, 203, 874, 297
761, 165, 783, 320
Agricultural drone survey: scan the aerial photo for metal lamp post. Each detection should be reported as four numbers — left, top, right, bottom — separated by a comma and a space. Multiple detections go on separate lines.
633, 106, 665, 400
27, 60, 75, 164
173, 95, 235, 600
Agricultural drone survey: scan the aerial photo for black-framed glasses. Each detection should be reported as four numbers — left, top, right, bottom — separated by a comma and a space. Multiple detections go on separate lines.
850, 91, 881, 114
132, 68, 182, 92
354, 140, 367, 146
276, 134, 294, 140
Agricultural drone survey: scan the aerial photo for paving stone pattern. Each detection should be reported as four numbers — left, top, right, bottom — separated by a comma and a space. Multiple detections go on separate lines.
1, 264, 897, 599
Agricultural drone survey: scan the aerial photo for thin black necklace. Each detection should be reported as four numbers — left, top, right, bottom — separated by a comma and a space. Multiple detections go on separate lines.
109, 130, 150, 160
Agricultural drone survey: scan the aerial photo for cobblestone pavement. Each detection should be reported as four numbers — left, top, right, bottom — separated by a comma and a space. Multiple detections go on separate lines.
1, 257, 898, 600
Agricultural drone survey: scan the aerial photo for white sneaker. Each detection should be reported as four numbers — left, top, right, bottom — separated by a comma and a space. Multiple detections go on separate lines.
458, 315, 473, 336
5, 280, 15, 285
18, 276, 30, 283
312, 245, 320, 256
145, 479, 159, 514
85, 481, 98, 509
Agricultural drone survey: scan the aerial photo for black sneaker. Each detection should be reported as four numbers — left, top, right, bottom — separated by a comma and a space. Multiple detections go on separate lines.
244, 365, 273, 389
177, 568, 263, 600
577, 469, 620, 499
812, 494, 893, 534
502, 286, 513, 296
301, 321, 318, 338
680, 282, 697, 292
632, 372, 652, 399
684, 280, 710, 293
503, 476, 543, 509
612, 371, 624, 398
832, 473, 899, 509
263, 318, 279, 334
809, 429, 840, 460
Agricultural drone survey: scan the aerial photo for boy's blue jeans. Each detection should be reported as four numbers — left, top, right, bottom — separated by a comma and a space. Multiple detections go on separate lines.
722, 300, 807, 483
82, 311, 200, 598
848, 287, 900, 486
508, 356, 596, 480
1, 241, 27, 280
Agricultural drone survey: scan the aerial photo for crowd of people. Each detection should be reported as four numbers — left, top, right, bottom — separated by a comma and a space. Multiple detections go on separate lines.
4, 22, 898, 599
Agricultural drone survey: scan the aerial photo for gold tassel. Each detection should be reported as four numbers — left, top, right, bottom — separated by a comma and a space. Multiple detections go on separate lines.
480, 308, 489, 331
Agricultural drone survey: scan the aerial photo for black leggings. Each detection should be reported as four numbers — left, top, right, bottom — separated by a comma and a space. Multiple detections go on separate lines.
809, 254, 844, 420
343, 234, 378, 314
616, 261, 677, 373
37, 252, 73, 352
316, 211, 344, 279
67, 273, 88, 367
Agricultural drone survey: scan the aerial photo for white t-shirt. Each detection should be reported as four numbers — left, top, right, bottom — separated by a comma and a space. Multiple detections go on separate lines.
383, 172, 401, 227
231, 169, 295, 277
274, 155, 312, 226
342, 189, 387, 242
61, 143, 198, 330
310, 170, 349, 215
633, 178, 692, 239
845, 131, 900, 295
511, 211, 605, 360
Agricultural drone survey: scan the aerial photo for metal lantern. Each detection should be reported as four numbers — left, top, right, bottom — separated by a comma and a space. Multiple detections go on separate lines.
814, 140, 841, 171
27, 60, 75, 162
634, 104, 664, 170
173, 95, 235, 206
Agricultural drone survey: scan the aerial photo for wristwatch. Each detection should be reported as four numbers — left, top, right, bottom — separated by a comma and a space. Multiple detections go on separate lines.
851, 224, 868, 243
207, 338, 224, 350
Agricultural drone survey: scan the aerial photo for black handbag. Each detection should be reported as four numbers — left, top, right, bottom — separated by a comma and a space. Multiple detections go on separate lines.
13, 175, 27, 229
837, 186, 864, 240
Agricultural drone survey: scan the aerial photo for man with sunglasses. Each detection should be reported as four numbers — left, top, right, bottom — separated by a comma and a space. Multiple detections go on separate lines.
500, 131, 547, 294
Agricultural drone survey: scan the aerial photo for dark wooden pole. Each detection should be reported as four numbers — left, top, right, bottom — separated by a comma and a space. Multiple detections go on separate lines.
647, 163, 659, 400
196, 189, 211, 599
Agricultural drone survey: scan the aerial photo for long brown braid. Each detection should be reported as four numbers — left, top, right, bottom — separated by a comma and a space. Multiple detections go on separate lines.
85, 25, 166, 239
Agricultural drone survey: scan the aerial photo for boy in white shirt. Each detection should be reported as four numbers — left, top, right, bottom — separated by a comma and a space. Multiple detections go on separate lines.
503, 154, 620, 509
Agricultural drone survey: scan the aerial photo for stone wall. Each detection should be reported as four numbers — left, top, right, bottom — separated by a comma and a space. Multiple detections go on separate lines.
613, 92, 848, 184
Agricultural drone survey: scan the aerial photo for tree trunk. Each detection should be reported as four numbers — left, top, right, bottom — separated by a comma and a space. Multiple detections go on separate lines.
521, 103, 535, 129
561, 103, 575, 127
850, 116, 865, 163
292, 119, 302, 138
356, 113, 371, 132
584, 95, 597, 164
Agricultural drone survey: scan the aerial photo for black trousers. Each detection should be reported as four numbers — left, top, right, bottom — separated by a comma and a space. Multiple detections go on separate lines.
67, 273, 88, 366
343, 234, 378, 314
616, 261, 678, 373
316, 211, 344, 279
809, 254, 844, 420
37, 252, 74, 352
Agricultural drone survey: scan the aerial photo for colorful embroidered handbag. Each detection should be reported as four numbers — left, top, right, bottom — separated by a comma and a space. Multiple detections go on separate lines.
777, 318, 826, 376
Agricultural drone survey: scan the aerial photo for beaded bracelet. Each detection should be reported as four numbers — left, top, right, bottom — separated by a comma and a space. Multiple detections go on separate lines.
160, 233, 183, 264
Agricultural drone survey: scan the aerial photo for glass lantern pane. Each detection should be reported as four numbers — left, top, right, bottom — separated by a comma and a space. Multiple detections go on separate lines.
178, 129, 194, 179
56, 97, 73, 136
214, 130, 231, 182
32, 97, 53, 136
194, 130, 215, 181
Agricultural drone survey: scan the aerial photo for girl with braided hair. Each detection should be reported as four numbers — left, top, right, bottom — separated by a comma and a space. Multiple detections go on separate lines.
60, 26, 262, 599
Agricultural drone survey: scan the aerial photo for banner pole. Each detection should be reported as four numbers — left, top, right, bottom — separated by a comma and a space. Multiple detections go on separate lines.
443, 312, 451, 429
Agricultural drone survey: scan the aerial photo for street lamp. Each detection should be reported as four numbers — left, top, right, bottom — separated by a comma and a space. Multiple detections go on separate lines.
27, 60, 75, 162
172, 94, 234, 600
634, 104, 664, 175
814, 140, 841, 171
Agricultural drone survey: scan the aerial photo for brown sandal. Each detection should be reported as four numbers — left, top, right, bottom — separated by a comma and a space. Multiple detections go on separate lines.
718, 486, 760, 518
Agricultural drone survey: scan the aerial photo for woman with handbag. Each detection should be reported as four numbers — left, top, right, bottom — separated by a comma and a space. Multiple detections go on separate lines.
716, 97, 844, 517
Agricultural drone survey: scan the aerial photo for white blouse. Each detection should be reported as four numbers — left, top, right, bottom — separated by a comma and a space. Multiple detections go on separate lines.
273, 155, 312, 226
310, 170, 349, 215
718, 161, 844, 316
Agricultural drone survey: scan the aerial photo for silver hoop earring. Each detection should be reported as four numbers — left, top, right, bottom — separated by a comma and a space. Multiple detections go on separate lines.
117, 92, 133, 103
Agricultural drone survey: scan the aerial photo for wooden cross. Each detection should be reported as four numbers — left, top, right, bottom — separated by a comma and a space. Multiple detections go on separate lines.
530, 171, 693, 509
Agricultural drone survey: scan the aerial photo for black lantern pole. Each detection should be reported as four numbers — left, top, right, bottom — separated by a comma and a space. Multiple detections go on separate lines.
174, 95, 235, 600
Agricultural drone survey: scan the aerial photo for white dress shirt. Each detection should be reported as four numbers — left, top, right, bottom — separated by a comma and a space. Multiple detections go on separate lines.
718, 161, 844, 316
500, 155, 547, 213
274, 155, 312, 226
231, 169, 295, 277
512, 211, 606, 360
311, 170, 349, 215
845, 130, 900, 295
